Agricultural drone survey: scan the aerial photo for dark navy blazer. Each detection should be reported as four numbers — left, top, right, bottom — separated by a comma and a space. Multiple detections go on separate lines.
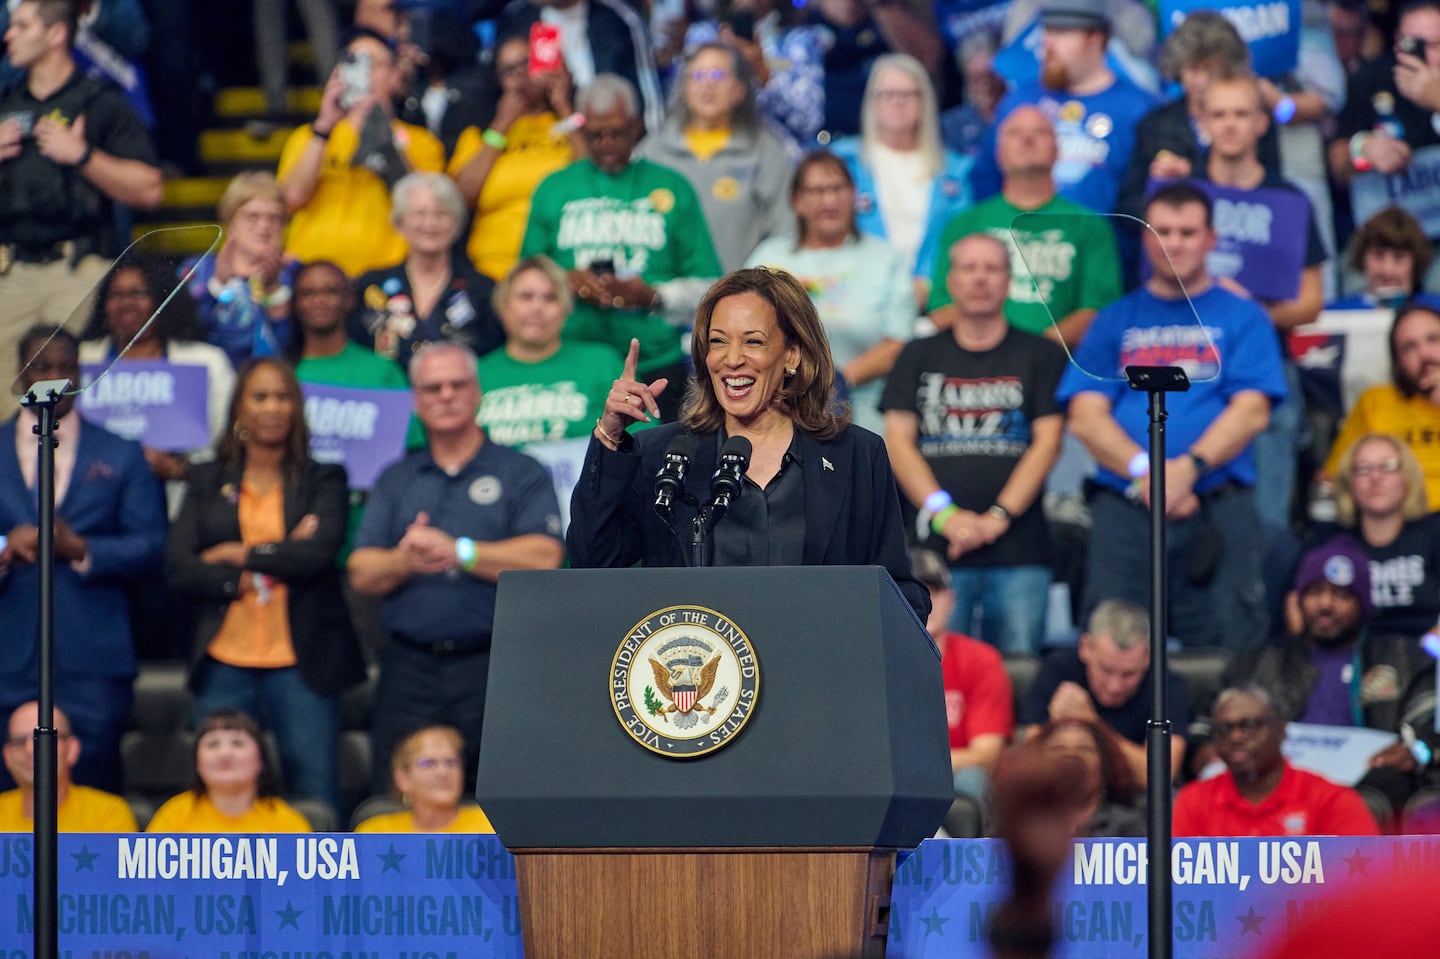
0, 415, 165, 696
567, 421, 931, 621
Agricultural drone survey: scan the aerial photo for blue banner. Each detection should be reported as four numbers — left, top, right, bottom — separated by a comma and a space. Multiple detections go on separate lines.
78, 361, 211, 453
301, 383, 414, 491
1160, 0, 1301, 78
1350, 143, 1440, 239
886, 836, 1438, 958
0, 834, 523, 956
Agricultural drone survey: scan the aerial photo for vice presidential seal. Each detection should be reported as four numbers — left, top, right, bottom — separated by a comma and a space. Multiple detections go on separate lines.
610, 604, 760, 758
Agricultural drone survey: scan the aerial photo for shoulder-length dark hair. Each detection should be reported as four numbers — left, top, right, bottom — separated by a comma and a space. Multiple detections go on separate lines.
215, 357, 311, 479
791, 150, 859, 248
82, 256, 203, 345
190, 708, 282, 798
682, 267, 848, 439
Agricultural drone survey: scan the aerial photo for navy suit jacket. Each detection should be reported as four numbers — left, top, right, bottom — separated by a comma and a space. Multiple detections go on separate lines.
0, 414, 165, 696
567, 421, 930, 620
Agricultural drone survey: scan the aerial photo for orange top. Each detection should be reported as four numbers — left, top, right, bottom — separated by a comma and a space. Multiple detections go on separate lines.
207, 481, 297, 668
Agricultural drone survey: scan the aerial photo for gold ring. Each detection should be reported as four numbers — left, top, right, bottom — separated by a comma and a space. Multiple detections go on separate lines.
625, 393, 635, 404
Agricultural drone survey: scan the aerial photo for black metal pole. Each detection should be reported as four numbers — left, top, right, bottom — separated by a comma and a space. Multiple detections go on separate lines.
1144, 388, 1173, 959
24, 379, 68, 959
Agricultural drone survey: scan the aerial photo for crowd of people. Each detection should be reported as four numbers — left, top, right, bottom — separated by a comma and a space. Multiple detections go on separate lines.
1, 0, 1439, 845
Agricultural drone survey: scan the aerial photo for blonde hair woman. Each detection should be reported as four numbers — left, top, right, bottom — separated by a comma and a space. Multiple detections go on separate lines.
354, 726, 496, 833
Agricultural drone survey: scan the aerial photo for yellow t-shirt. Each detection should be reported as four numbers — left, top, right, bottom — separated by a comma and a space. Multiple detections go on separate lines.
449, 115, 576, 281
277, 119, 446, 277
145, 792, 311, 832
1324, 383, 1440, 508
0, 785, 138, 832
354, 805, 496, 834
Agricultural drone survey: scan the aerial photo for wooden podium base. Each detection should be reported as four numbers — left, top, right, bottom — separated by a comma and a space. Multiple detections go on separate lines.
513, 847, 896, 959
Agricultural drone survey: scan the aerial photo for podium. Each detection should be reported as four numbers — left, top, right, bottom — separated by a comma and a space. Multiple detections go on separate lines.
478, 566, 953, 959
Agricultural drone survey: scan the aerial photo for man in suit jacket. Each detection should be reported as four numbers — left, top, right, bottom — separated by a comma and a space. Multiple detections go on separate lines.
0, 324, 166, 792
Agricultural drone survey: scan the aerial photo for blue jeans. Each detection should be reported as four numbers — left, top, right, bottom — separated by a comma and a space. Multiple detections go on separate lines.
947, 565, 1052, 654
191, 660, 340, 815
1083, 486, 1268, 650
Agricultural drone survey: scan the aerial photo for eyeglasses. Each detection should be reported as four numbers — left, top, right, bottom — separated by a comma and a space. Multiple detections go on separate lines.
583, 127, 633, 144
1352, 458, 1401, 478
796, 183, 850, 198
1212, 716, 1270, 739
688, 68, 733, 83
412, 756, 463, 771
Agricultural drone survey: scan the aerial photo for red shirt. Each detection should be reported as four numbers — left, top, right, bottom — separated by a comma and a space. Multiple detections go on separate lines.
940, 632, 1013, 749
1173, 761, 1379, 837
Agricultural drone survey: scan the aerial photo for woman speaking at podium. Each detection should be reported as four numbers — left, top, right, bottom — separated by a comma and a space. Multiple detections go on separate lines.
566, 266, 929, 619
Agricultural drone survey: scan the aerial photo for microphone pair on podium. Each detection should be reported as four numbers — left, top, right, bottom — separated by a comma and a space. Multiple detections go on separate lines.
653, 435, 751, 516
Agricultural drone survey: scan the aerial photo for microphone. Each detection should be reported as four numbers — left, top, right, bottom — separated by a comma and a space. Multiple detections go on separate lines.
709, 436, 752, 513
653, 434, 696, 515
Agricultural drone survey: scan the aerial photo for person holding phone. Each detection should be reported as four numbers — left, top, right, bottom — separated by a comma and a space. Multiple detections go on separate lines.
448, 32, 587, 282
1330, 0, 1440, 247
277, 27, 445, 278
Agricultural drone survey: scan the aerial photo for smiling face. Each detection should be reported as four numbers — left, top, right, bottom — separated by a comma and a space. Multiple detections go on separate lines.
703, 291, 800, 432
393, 729, 465, 812
235, 362, 298, 450
1363, 247, 1416, 299
195, 726, 264, 795
1297, 580, 1363, 647
103, 267, 158, 348
398, 182, 461, 256
294, 263, 352, 338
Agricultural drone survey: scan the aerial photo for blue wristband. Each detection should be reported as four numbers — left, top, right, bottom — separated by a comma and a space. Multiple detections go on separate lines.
454, 536, 477, 572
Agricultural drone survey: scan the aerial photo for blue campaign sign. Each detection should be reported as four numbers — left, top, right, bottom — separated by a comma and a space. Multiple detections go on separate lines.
885, 836, 1440, 958
1160, 0, 1300, 78
1144, 178, 1312, 301
0, 834, 524, 957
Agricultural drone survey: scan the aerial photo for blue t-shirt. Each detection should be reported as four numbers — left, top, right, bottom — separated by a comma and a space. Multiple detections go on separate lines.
971, 75, 1158, 215
1056, 285, 1288, 493
354, 439, 563, 642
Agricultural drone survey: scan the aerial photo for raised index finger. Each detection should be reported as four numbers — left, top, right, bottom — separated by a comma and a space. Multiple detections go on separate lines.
622, 338, 640, 381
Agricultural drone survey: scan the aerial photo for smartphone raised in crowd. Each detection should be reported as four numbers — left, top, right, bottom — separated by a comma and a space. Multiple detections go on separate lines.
529, 23, 563, 75
338, 50, 372, 109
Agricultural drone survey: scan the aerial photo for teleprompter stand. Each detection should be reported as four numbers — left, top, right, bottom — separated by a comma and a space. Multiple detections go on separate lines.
1125, 364, 1190, 959
478, 566, 953, 958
